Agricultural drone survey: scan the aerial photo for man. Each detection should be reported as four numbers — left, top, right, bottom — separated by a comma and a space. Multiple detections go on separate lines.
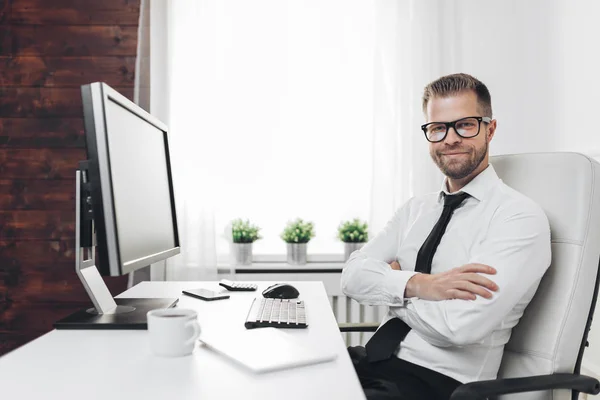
341, 73, 551, 400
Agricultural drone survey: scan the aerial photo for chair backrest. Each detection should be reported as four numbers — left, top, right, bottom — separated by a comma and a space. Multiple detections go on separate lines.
491, 152, 600, 400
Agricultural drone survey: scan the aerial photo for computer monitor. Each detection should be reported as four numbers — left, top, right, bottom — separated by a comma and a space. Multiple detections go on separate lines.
54, 82, 181, 330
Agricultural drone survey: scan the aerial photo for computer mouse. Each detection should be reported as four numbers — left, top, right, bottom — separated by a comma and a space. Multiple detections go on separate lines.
262, 283, 300, 299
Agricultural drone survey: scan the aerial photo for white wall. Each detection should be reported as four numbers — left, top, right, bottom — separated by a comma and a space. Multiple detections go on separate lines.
554, 0, 600, 157
448, 0, 600, 379
553, 0, 600, 380
450, 0, 562, 155
452, 0, 600, 156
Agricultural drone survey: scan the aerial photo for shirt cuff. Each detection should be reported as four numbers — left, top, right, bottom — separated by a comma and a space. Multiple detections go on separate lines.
384, 269, 419, 305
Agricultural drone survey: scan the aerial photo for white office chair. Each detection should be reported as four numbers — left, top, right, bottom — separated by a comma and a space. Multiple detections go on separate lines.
342, 152, 600, 399
451, 152, 600, 399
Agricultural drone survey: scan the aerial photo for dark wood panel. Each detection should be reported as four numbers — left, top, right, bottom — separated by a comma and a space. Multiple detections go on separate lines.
0, 240, 74, 300
1, 0, 141, 357
0, 332, 45, 356
0, 56, 136, 87
0, 240, 128, 300
0, 303, 80, 333
0, 179, 75, 209
0, 239, 75, 272
0, 240, 129, 333
0, 117, 85, 148
0, 26, 10, 57
0, 0, 10, 24
0, 87, 133, 117
0, 148, 84, 179
4, 272, 87, 305
10, 0, 140, 25
0, 210, 75, 240
9, 25, 138, 56
0, 87, 81, 117
3, 264, 122, 304
0, 240, 72, 287
0, 301, 109, 334
11, 0, 138, 9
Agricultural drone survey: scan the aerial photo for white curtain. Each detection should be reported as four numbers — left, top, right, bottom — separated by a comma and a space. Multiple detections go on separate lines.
370, 0, 451, 235
369, 0, 564, 235
141, 0, 376, 261
134, 0, 218, 282
135, 0, 565, 279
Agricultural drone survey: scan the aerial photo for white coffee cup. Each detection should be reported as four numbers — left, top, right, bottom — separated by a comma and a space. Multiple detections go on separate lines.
147, 308, 201, 357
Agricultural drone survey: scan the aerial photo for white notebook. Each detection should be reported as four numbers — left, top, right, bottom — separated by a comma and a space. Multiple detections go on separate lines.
198, 327, 337, 373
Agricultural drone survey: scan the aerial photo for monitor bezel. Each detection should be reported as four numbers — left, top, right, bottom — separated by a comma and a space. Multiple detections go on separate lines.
81, 82, 181, 276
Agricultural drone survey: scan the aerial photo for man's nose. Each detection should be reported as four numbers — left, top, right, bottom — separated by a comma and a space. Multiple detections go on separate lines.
444, 126, 462, 145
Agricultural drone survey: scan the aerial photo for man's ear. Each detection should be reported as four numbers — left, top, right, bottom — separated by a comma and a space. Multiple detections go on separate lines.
487, 119, 497, 141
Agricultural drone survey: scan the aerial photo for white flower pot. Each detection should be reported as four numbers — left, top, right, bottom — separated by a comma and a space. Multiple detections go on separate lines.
344, 242, 364, 261
232, 243, 253, 265
287, 243, 307, 265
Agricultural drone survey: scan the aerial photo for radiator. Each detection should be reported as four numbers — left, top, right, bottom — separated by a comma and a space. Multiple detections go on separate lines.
329, 295, 386, 346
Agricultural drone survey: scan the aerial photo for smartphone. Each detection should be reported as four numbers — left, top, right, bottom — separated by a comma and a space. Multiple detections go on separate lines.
182, 288, 230, 301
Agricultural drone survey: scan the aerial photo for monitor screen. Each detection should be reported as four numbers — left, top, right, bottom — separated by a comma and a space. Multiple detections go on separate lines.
82, 82, 180, 276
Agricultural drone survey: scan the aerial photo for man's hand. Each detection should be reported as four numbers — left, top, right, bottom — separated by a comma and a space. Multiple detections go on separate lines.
405, 263, 498, 301
390, 260, 402, 270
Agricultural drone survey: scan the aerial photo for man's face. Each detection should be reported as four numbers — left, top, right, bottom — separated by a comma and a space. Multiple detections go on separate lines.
426, 91, 495, 181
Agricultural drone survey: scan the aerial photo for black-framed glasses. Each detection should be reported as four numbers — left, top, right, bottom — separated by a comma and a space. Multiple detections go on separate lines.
421, 116, 492, 143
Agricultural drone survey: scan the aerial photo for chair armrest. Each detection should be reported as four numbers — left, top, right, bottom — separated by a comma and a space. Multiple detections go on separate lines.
450, 373, 600, 400
338, 322, 379, 332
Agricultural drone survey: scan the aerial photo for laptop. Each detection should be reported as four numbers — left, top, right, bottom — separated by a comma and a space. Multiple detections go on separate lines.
198, 327, 337, 373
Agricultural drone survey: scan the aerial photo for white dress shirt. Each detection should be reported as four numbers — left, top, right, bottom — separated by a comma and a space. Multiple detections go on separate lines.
341, 164, 551, 383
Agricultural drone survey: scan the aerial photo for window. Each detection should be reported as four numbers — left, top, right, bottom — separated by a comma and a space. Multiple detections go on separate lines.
169, 0, 376, 261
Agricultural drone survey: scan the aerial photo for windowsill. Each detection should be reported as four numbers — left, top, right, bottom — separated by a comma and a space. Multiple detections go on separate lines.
219, 253, 346, 263
217, 261, 346, 274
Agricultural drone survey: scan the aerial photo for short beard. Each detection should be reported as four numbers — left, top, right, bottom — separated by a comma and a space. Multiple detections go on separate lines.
430, 139, 487, 180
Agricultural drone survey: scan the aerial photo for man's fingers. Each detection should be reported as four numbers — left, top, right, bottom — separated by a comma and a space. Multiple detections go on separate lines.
455, 281, 494, 299
463, 273, 499, 291
447, 289, 476, 301
457, 263, 496, 275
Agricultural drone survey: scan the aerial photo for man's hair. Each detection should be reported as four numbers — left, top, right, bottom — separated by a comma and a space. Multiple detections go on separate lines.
422, 73, 493, 118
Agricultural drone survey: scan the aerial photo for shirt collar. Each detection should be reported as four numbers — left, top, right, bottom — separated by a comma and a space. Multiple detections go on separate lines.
438, 164, 500, 203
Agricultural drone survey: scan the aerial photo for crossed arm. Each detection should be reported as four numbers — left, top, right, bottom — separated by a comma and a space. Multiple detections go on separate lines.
341, 203, 551, 346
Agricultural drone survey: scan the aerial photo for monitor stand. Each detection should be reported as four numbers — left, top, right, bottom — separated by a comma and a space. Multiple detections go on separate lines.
54, 169, 178, 330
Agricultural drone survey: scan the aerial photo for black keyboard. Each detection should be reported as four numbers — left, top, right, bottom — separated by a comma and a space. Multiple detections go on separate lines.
244, 298, 307, 329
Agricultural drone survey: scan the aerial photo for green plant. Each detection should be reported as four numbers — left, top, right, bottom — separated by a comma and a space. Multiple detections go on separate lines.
280, 218, 315, 243
231, 218, 262, 243
337, 218, 368, 243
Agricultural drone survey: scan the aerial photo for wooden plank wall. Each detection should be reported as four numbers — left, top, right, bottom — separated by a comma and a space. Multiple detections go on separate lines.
0, 0, 140, 356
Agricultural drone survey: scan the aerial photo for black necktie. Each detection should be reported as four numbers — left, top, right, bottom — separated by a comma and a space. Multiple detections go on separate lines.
365, 192, 470, 363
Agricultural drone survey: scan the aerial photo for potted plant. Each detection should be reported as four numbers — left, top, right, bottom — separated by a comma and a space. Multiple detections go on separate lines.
230, 218, 262, 265
280, 218, 314, 265
338, 218, 368, 261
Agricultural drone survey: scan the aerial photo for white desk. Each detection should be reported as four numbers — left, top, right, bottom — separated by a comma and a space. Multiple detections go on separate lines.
0, 281, 365, 400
